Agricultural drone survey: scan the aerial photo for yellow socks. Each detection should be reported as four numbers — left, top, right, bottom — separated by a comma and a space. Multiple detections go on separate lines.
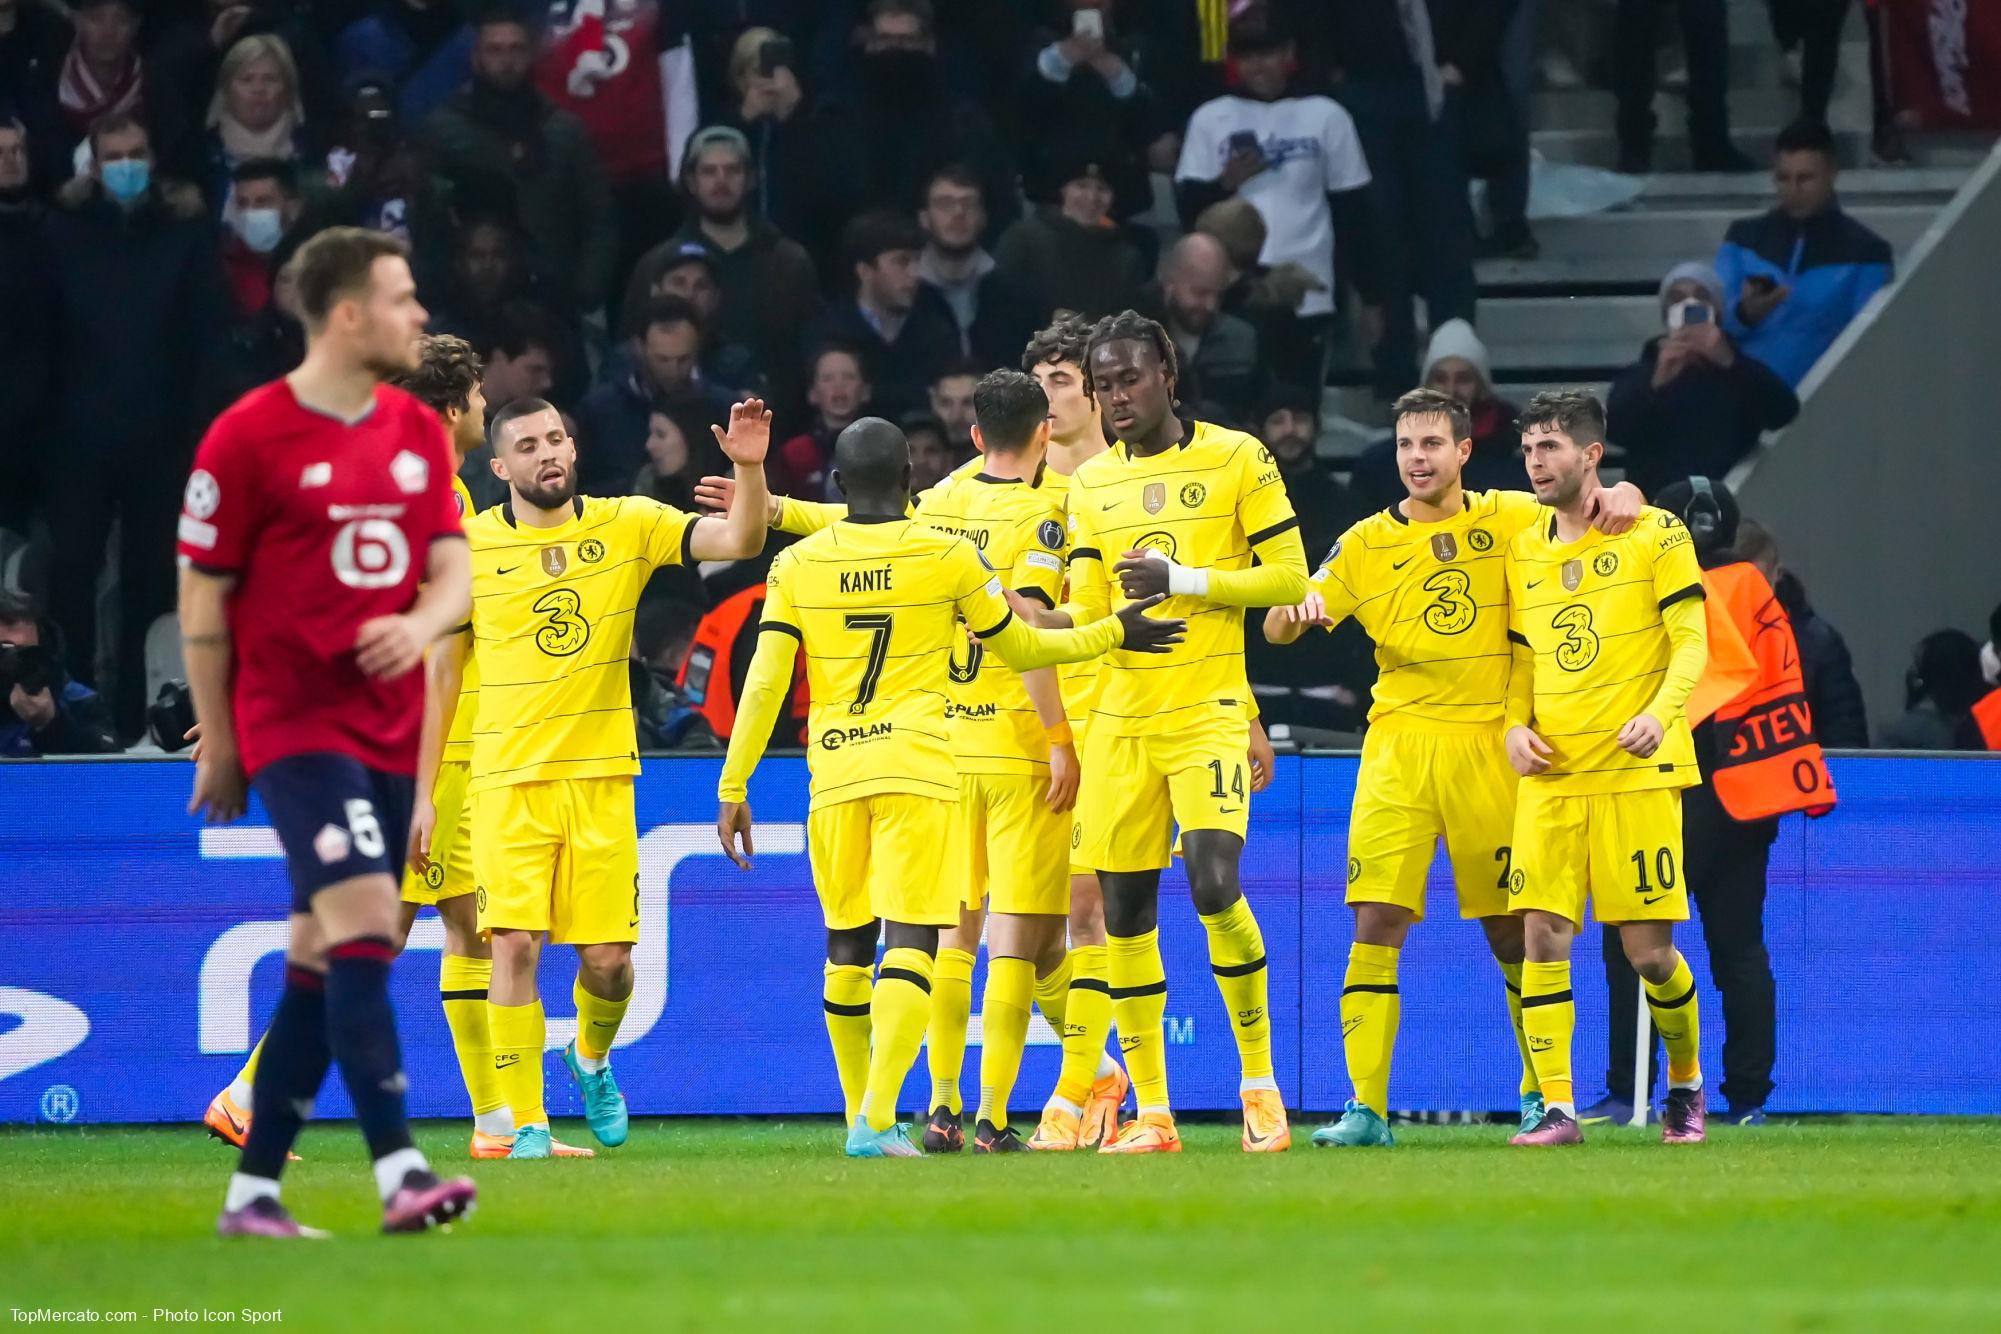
1032, 951, 1070, 1031
439, 955, 504, 1128
976, 955, 1035, 1131
862, 947, 934, 1132
1053, 944, 1111, 1108
1645, 952, 1703, 1088
1201, 897, 1273, 1086
1107, 930, 1169, 1113
823, 962, 872, 1126
1520, 960, 1576, 1113
227, 1032, 266, 1101
1342, 942, 1401, 1116
486, 999, 547, 1129
1499, 959, 1538, 1097
926, 946, 975, 1115
573, 975, 631, 1064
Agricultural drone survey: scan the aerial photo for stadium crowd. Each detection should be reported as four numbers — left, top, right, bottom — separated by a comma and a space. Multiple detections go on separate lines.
0, 0, 1991, 754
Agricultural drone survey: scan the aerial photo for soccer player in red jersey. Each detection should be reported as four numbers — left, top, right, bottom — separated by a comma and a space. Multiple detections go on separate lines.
179, 228, 477, 1239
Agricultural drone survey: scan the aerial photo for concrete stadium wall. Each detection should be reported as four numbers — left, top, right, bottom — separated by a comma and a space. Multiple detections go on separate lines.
1732, 143, 2001, 736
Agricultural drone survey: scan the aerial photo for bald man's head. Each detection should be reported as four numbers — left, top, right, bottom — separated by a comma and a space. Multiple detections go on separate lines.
1161, 232, 1233, 336
832, 415, 912, 505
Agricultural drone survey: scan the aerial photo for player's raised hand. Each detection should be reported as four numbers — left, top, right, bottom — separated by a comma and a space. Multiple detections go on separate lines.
1617, 712, 1665, 758
1590, 481, 1646, 535
717, 800, 756, 870
353, 613, 426, 679
1286, 590, 1331, 625
1114, 593, 1186, 653
188, 745, 248, 823
1506, 724, 1553, 776
1045, 740, 1080, 813
694, 473, 735, 513
711, 398, 773, 466
1113, 549, 1171, 599
1248, 722, 1275, 793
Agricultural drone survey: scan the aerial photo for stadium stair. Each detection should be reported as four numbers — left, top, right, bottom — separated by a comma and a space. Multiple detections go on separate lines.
1320, 0, 1979, 454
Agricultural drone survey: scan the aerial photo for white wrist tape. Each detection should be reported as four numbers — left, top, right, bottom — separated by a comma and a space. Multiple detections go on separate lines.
1143, 547, 1210, 598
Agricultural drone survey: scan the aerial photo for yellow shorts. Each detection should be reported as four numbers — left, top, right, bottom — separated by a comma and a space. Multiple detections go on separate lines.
808, 793, 959, 930
400, 759, 475, 905
1346, 726, 1519, 921
473, 776, 640, 945
957, 773, 1070, 917
1509, 783, 1688, 927
1066, 717, 1094, 880
1072, 718, 1252, 873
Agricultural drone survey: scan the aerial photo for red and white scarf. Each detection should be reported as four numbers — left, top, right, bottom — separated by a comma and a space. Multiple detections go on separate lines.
58, 45, 144, 134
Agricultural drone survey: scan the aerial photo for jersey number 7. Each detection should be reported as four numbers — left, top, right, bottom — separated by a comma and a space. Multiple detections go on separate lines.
845, 613, 894, 713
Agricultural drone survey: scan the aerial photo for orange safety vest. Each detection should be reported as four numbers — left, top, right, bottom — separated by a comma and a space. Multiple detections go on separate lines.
1974, 688, 2001, 751
677, 584, 809, 743
1700, 562, 1837, 820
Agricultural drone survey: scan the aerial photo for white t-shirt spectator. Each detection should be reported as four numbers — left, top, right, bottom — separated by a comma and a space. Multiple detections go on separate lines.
1177, 95, 1371, 318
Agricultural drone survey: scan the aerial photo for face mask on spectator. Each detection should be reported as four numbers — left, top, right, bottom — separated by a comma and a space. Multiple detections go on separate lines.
233, 206, 284, 254
100, 157, 150, 205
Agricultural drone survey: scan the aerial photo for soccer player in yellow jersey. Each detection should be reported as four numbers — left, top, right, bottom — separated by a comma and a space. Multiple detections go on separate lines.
1051, 311, 1311, 1154
1263, 388, 1643, 1149
1502, 390, 1710, 1147
470, 395, 772, 1159
714, 416, 1185, 1158
200, 335, 555, 1159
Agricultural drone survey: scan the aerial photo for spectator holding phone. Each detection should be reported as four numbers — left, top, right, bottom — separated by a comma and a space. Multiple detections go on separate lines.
1607, 260, 1798, 498
1176, 16, 1375, 388
1716, 120, 1893, 389
722, 26, 865, 273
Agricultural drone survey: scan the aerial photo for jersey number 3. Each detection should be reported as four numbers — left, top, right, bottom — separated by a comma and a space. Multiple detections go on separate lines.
1551, 604, 1600, 671
534, 587, 591, 657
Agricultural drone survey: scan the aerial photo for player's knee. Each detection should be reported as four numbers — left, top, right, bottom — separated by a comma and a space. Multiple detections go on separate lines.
882, 920, 938, 955
1521, 911, 1573, 961
1622, 939, 1676, 984
1101, 896, 1155, 939
1478, 913, 1525, 964
1187, 878, 1242, 919
826, 923, 878, 968
1354, 902, 1415, 948
578, 942, 633, 988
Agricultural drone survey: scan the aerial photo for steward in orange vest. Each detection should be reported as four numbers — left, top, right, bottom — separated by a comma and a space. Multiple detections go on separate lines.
678, 584, 810, 748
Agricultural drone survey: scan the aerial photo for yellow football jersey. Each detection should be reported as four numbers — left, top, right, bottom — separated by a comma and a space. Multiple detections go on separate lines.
1038, 466, 1101, 725
1505, 505, 1708, 795
1310, 490, 1544, 730
1066, 421, 1306, 736
442, 474, 481, 763
464, 494, 696, 793
918, 473, 1069, 774
734, 518, 1116, 810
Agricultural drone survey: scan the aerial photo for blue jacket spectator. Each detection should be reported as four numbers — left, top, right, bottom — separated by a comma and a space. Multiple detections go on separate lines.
338, 0, 474, 127
1715, 121, 1893, 389
0, 592, 120, 757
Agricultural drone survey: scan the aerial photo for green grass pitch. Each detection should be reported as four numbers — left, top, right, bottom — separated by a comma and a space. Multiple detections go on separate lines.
6, 1118, 2000, 1331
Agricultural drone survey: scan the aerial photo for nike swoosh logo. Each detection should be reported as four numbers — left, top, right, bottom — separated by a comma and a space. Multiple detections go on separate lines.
1641, 893, 1671, 905
497, 564, 520, 575
1219, 806, 1242, 814
1238, 1016, 1260, 1028
1526, 579, 1543, 588
217, 1104, 245, 1137
1101, 500, 1126, 512
1392, 556, 1414, 570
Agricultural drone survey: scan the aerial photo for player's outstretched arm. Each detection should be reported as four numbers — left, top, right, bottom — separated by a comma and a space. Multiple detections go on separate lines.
179, 564, 247, 823
1114, 525, 1311, 609
693, 399, 774, 561
982, 593, 1185, 669
715, 619, 796, 866
409, 629, 468, 871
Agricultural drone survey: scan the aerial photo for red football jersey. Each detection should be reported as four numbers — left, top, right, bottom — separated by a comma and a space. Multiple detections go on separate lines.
176, 380, 463, 777
536, 0, 697, 184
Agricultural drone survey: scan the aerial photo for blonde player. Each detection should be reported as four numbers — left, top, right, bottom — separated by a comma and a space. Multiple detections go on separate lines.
1264, 387, 1642, 1148
714, 416, 1185, 1157
1503, 390, 1710, 1147
468, 397, 770, 1158
201, 335, 541, 1159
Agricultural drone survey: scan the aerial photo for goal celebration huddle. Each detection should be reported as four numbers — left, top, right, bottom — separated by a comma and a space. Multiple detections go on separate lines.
185, 226, 1717, 1237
